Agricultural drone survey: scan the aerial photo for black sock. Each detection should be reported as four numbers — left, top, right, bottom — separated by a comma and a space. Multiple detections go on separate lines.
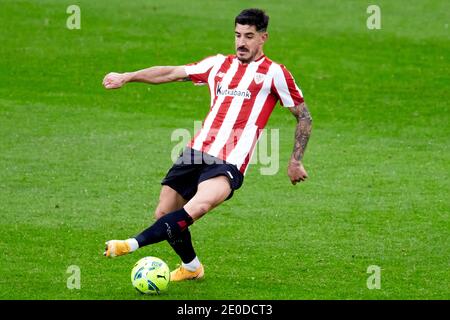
168, 228, 197, 264
135, 208, 193, 247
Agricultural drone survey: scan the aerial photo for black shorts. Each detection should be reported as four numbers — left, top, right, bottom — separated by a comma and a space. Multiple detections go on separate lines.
161, 148, 244, 201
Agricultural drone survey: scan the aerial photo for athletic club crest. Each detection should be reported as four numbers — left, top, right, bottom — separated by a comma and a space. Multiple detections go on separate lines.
254, 72, 265, 84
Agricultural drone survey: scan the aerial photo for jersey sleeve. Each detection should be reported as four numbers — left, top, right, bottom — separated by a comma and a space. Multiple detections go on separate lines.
184, 55, 221, 85
271, 64, 304, 107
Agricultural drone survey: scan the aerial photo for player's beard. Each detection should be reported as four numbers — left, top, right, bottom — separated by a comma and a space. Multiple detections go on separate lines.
236, 47, 255, 63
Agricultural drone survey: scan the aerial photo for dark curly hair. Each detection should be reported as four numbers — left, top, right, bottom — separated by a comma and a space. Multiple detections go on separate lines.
235, 8, 269, 32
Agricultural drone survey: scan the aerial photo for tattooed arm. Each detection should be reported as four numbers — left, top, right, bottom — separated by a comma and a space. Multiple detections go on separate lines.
288, 102, 312, 185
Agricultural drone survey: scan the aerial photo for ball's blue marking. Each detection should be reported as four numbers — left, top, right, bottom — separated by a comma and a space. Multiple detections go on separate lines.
133, 267, 145, 280
147, 279, 160, 294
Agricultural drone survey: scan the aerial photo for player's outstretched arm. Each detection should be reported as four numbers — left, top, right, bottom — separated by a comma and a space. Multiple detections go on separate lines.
287, 102, 312, 185
102, 66, 188, 89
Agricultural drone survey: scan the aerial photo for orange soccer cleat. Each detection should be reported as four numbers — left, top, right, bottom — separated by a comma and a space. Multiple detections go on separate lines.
103, 240, 131, 258
170, 264, 204, 282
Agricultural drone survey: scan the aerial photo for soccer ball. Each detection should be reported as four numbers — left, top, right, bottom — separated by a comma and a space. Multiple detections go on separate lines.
131, 256, 170, 294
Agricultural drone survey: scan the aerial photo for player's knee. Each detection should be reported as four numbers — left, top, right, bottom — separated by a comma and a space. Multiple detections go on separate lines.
154, 207, 168, 220
193, 202, 212, 216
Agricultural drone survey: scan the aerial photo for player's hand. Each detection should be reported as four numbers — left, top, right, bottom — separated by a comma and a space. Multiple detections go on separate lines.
287, 159, 308, 185
102, 72, 127, 89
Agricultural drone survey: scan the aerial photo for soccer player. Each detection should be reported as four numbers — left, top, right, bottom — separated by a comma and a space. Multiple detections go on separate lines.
102, 8, 312, 282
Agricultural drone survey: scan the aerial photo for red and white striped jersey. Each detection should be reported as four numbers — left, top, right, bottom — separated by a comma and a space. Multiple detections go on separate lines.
184, 54, 304, 174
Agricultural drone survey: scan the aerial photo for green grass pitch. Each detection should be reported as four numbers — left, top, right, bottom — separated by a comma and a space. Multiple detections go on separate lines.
0, 0, 448, 299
